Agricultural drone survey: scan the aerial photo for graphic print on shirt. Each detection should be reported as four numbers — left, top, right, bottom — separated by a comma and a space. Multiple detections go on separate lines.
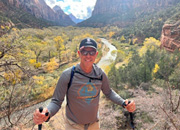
77, 82, 99, 104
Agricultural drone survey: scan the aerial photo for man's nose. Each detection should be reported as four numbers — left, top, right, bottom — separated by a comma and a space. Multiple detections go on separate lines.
86, 53, 91, 57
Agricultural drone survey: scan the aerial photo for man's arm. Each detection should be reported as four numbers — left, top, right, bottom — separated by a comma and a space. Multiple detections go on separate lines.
101, 72, 136, 112
101, 72, 125, 106
47, 70, 70, 117
33, 69, 71, 125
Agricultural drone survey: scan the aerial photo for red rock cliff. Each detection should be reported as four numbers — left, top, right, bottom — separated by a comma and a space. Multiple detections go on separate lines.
160, 20, 180, 52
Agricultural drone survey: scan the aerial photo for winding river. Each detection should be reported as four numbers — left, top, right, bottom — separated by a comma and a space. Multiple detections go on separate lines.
97, 38, 117, 69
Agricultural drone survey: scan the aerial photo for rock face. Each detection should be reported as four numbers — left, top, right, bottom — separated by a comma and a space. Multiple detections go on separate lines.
7, 0, 75, 26
53, 5, 75, 26
160, 21, 180, 52
92, 0, 179, 15
79, 0, 179, 27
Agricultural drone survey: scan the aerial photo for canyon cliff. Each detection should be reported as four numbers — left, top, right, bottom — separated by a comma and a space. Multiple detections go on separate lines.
161, 21, 180, 52
78, 0, 180, 27
7, 0, 75, 26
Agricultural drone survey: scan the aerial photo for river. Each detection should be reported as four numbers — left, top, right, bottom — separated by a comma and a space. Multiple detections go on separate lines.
97, 38, 117, 68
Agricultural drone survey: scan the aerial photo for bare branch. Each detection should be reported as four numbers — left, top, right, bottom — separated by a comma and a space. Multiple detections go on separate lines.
159, 105, 178, 130
166, 82, 174, 112
174, 96, 180, 112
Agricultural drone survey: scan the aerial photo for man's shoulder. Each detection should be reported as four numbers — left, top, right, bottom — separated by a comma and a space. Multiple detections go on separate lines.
62, 66, 73, 76
93, 64, 106, 76
94, 64, 104, 71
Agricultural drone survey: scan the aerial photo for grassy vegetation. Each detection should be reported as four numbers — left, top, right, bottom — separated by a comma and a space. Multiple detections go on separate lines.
107, 36, 180, 129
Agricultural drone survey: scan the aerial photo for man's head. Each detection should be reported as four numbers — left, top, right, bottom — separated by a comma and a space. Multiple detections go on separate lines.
78, 38, 98, 69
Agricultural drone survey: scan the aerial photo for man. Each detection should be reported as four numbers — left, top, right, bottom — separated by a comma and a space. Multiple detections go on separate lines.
33, 38, 136, 130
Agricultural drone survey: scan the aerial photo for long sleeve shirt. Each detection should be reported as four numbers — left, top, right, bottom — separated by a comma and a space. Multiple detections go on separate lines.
47, 64, 125, 124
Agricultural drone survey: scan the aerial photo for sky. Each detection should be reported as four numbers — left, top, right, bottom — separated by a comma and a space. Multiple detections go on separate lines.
44, 0, 97, 20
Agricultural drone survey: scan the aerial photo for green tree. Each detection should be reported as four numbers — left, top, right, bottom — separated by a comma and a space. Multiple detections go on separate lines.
153, 50, 180, 80
108, 64, 119, 89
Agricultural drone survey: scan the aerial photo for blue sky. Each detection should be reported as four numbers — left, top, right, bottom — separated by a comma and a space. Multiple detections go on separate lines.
44, 0, 97, 19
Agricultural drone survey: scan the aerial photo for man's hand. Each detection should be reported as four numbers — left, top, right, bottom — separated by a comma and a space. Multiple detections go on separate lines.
124, 99, 136, 112
33, 108, 50, 125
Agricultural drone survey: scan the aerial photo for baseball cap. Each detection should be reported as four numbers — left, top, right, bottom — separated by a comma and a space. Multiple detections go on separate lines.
79, 38, 97, 50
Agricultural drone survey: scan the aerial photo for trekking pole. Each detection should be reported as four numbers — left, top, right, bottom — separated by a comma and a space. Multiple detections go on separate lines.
128, 101, 135, 130
129, 111, 134, 130
38, 107, 49, 130
124, 101, 135, 130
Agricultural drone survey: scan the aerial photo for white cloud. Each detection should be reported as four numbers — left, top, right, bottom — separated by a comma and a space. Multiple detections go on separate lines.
44, 0, 97, 19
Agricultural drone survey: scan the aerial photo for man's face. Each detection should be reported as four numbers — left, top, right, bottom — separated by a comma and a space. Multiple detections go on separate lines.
78, 47, 98, 66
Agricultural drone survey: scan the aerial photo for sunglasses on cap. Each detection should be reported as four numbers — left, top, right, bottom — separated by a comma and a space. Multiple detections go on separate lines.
80, 50, 97, 56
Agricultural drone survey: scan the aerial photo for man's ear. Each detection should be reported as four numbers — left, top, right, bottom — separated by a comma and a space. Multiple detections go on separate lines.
78, 50, 80, 56
96, 51, 99, 56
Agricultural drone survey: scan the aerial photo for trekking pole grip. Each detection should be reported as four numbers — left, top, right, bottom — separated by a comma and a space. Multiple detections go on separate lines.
38, 107, 49, 130
38, 107, 43, 130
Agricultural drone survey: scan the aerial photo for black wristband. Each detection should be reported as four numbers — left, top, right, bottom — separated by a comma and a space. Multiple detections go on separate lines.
122, 101, 126, 108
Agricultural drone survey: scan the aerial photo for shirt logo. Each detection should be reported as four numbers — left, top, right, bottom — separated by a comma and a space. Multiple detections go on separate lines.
77, 82, 98, 104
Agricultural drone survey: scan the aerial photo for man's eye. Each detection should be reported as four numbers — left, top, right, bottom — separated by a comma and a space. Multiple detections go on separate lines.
90, 51, 96, 55
83, 51, 88, 55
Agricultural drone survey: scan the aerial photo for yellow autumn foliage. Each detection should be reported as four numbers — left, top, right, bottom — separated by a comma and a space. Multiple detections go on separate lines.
38, 86, 55, 100
29, 59, 36, 64
33, 76, 44, 85
109, 31, 115, 38
82, 33, 93, 39
152, 64, 160, 78
34, 62, 42, 69
4, 69, 22, 85
12, 28, 17, 31
98, 44, 102, 49
44, 57, 59, 72
139, 37, 161, 56
1, 25, 5, 30
54, 36, 64, 43
29, 59, 41, 68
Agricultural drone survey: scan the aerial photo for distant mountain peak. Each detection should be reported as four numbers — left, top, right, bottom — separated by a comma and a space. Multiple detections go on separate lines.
69, 13, 83, 24
53, 5, 62, 11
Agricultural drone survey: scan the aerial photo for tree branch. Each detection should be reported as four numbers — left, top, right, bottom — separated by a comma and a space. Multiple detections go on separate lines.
174, 96, 180, 112
159, 105, 178, 130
